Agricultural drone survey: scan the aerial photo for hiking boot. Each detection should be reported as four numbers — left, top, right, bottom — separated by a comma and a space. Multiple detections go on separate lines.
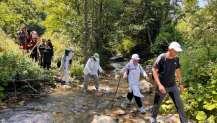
65, 82, 70, 85
138, 106, 146, 113
61, 80, 66, 85
150, 117, 157, 123
126, 100, 132, 107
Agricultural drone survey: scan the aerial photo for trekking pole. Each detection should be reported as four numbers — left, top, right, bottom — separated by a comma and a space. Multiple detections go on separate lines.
114, 74, 122, 97
110, 74, 122, 108
28, 41, 40, 56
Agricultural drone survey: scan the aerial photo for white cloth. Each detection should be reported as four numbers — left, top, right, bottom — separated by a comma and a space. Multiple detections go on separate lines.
83, 57, 103, 76
122, 60, 147, 97
59, 51, 73, 83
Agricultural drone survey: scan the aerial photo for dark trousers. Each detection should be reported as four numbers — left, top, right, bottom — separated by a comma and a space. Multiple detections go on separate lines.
127, 92, 142, 108
152, 85, 188, 123
43, 61, 51, 70
39, 54, 44, 66
30, 52, 38, 61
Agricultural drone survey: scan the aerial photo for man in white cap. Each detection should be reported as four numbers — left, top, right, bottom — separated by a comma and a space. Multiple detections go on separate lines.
122, 53, 149, 113
151, 42, 187, 123
83, 53, 104, 95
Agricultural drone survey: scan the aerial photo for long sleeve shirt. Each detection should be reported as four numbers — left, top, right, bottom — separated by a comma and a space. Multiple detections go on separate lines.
122, 60, 147, 97
83, 57, 103, 76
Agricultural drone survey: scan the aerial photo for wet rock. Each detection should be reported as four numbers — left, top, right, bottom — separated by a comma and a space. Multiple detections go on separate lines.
112, 109, 126, 116
96, 101, 110, 109
91, 115, 117, 123
140, 80, 153, 93
110, 62, 127, 74
18, 101, 25, 106
110, 55, 124, 62
146, 114, 181, 123
161, 114, 180, 123
4, 111, 54, 123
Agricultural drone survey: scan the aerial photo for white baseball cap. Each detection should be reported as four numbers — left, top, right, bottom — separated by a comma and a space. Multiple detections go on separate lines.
168, 42, 183, 52
131, 54, 140, 60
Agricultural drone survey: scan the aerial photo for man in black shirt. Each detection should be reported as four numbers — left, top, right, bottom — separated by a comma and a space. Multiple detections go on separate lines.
151, 42, 187, 123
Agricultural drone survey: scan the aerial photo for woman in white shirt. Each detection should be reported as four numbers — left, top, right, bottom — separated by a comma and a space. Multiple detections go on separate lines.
83, 53, 104, 95
122, 54, 149, 113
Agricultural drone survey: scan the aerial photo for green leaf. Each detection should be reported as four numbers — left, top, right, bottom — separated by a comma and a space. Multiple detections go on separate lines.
0, 86, 4, 91
203, 103, 217, 111
196, 96, 203, 102
207, 115, 216, 123
196, 111, 207, 121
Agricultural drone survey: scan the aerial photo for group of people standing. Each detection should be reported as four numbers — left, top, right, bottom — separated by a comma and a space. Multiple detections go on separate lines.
18, 26, 188, 123
81, 42, 188, 123
17, 26, 54, 70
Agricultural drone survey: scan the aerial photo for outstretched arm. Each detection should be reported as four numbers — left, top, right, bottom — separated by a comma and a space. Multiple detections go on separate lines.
176, 68, 185, 93
139, 65, 149, 80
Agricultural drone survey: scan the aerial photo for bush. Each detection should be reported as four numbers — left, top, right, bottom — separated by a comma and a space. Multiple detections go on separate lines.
182, 62, 217, 122
117, 37, 136, 56
160, 46, 217, 122
0, 32, 46, 100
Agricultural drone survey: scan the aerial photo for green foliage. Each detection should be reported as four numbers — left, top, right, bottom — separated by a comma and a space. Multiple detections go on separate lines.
0, 0, 46, 37
117, 38, 136, 56
160, 1, 217, 122
196, 111, 207, 121
151, 23, 183, 55
0, 32, 45, 100
70, 60, 84, 77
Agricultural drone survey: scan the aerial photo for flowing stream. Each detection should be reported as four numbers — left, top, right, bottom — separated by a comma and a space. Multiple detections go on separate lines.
0, 60, 183, 123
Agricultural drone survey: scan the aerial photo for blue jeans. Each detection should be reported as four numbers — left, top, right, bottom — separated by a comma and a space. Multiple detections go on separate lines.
151, 85, 188, 123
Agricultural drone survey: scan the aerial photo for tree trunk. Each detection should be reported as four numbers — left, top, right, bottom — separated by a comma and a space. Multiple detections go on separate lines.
94, 0, 103, 53
83, 0, 89, 62
75, 0, 81, 15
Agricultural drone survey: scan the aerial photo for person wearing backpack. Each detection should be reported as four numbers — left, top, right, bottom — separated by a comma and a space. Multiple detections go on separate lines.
59, 48, 74, 85
83, 53, 104, 96
150, 42, 187, 123
28, 31, 38, 61
122, 54, 149, 113
43, 40, 54, 70
17, 26, 28, 50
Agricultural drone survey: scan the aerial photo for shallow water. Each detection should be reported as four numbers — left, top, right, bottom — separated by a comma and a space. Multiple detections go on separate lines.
0, 61, 183, 123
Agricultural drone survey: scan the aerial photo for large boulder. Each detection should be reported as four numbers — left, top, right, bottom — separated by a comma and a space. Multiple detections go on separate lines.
140, 80, 154, 93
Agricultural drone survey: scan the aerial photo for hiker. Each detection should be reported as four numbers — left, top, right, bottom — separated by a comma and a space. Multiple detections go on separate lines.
59, 48, 74, 85
27, 31, 38, 47
28, 31, 39, 61
37, 39, 46, 66
47, 39, 54, 59
43, 40, 54, 70
29, 37, 39, 61
17, 26, 28, 50
121, 54, 149, 113
151, 42, 187, 123
83, 53, 104, 95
